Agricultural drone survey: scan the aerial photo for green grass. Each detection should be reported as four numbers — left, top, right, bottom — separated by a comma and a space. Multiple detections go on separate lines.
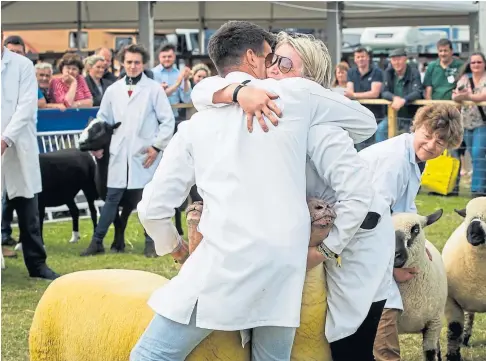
2, 194, 486, 360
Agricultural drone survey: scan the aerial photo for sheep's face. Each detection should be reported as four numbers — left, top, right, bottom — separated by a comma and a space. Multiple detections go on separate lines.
78, 118, 121, 152
455, 197, 486, 247
393, 209, 443, 268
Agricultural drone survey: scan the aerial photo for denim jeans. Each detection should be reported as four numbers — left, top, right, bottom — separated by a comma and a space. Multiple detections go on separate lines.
375, 117, 412, 143
93, 187, 152, 244
130, 307, 296, 361
1, 192, 15, 242
464, 125, 486, 195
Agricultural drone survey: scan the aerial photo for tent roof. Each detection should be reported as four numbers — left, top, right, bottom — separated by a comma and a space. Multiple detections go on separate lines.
1, 1, 479, 30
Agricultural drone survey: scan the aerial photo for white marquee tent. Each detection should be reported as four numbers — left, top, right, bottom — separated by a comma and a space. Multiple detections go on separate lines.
1, 1, 480, 30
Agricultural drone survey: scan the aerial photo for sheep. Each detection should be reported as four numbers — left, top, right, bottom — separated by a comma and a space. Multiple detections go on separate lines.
28, 265, 330, 361
392, 209, 447, 361
442, 197, 486, 361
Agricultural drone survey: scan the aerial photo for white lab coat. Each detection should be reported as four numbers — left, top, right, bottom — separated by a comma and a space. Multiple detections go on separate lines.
96, 74, 175, 189
1, 48, 42, 199
140, 72, 391, 342
358, 133, 422, 311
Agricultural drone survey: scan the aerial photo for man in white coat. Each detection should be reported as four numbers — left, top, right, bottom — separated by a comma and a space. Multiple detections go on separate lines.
80, 44, 174, 257
131, 21, 392, 361
1, 34, 59, 280
357, 104, 463, 361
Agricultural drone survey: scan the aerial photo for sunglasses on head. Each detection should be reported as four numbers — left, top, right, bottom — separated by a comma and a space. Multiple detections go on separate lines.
265, 53, 293, 74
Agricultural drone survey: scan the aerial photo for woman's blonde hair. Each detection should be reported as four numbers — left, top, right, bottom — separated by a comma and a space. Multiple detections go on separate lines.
275, 31, 333, 88
191, 63, 211, 78
83, 55, 105, 72
411, 104, 464, 149
332, 62, 350, 87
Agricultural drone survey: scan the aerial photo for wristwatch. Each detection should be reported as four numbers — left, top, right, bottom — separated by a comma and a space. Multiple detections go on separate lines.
317, 242, 342, 267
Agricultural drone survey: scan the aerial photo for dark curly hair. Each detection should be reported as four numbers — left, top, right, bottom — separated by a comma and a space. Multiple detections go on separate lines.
59, 52, 84, 72
119, 44, 149, 64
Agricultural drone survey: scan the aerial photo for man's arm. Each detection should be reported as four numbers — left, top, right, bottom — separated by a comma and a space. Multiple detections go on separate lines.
153, 87, 176, 152
177, 79, 192, 104
381, 71, 395, 101
307, 124, 373, 255
423, 66, 433, 100
138, 125, 195, 256
353, 69, 383, 99
3, 59, 38, 145
96, 88, 114, 125
403, 68, 424, 104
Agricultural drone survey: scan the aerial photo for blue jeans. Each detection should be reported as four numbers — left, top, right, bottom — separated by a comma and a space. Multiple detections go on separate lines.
464, 125, 486, 195
130, 307, 296, 361
1, 192, 15, 242
93, 187, 152, 244
375, 117, 412, 143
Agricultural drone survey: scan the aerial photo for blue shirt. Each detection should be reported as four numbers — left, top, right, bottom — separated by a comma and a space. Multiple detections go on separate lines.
151, 64, 192, 118
38, 88, 44, 100
347, 65, 385, 120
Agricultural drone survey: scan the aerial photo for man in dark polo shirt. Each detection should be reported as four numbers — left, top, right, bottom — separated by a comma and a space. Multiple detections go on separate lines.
346, 47, 385, 150
377, 48, 423, 142
423, 38, 464, 196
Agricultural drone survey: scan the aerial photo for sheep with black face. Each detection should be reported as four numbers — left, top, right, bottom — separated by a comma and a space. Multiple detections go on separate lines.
442, 197, 486, 361
392, 209, 447, 361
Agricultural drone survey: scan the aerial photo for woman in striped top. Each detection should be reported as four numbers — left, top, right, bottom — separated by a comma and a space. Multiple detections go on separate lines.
48, 52, 93, 109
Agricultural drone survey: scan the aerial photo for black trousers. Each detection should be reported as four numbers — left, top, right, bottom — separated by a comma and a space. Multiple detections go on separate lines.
330, 299, 387, 361
7, 194, 47, 275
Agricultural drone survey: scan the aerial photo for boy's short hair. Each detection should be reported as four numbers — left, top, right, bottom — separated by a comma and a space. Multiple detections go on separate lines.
411, 104, 463, 149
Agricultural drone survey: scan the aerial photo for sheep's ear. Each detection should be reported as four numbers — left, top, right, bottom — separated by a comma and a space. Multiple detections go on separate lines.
113, 122, 122, 129
454, 208, 467, 218
425, 209, 443, 227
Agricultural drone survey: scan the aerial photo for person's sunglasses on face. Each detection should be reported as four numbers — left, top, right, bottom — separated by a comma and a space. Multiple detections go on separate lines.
265, 53, 293, 73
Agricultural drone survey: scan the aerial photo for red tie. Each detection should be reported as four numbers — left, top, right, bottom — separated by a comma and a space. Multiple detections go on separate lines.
128, 90, 133, 97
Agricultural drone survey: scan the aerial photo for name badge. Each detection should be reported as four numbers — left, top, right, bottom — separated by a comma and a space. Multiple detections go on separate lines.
447, 75, 455, 84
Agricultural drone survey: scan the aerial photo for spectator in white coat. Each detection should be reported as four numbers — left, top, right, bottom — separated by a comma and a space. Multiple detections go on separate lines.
1, 33, 59, 280
80, 44, 174, 257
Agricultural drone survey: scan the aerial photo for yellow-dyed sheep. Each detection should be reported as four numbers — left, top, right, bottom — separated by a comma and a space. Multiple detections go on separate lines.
442, 197, 486, 361
30, 197, 334, 361
29, 266, 329, 361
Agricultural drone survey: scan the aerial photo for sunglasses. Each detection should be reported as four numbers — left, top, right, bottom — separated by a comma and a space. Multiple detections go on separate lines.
265, 53, 293, 74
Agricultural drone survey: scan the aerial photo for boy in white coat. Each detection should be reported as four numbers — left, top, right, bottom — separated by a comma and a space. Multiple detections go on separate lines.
80, 44, 174, 257
358, 104, 463, 361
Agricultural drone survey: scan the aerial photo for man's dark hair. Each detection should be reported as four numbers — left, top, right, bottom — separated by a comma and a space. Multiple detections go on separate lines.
437, 38, 453, 50
208, 21, 275, 76
354, 47, 369, 55
159, 44, 176, 53
119, 44, 149, 64
4, 35, 25, 52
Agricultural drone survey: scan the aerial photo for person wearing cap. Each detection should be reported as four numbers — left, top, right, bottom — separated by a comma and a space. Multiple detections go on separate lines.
376, 48, 423, 142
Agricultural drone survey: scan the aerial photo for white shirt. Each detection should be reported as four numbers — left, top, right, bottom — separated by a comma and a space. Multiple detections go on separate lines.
359, 133, 422, 310
139, 72, 385, 340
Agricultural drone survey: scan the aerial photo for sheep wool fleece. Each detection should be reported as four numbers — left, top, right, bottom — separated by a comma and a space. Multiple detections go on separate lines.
29, 267, 331, 361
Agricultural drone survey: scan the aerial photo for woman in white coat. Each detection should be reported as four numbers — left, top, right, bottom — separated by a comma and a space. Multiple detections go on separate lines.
1, 40, 59, 280
80, 44, 175, 257
358, 104, 463, 361
188, 31, 396, 361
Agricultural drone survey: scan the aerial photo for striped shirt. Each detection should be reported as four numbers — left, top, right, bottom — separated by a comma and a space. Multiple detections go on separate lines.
48, 75, 92, 106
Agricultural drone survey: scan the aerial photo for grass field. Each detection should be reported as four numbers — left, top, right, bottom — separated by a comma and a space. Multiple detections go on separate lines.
2, 193, 485, 361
